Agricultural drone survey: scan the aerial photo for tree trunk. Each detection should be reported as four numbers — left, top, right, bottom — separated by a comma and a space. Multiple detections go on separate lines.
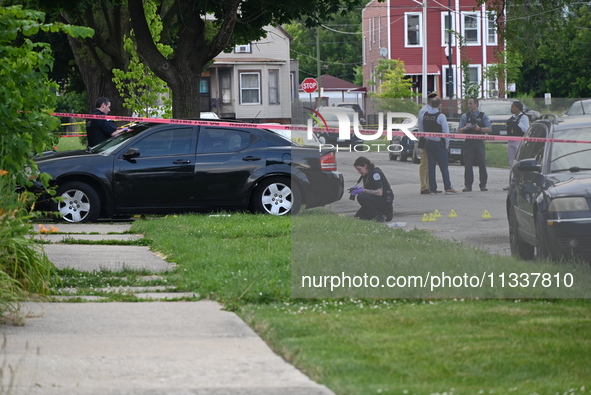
61, 9, 131, 117
168, 63, 203, 119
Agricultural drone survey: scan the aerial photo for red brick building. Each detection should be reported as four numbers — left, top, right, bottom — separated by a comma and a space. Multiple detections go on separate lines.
362, 0, 504, 102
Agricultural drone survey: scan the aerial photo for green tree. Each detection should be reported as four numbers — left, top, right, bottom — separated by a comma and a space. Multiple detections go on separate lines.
367, 59, 420, 114
480, 0, 591, 98
285, 5, 365, 83
0, 5, 92, 305
112, 0, 173, 118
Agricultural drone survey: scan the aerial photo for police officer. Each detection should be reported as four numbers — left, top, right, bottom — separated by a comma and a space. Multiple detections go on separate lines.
423, 97, 457, 194
349, 156, 394, 222
506, 100, 529, 168
459, 97, 492, 192
86, 97, 120, 147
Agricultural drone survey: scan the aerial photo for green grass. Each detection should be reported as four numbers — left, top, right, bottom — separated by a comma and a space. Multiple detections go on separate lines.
55, 136, 85, 152
486, 141, 509, 168
122, 211, 591, 394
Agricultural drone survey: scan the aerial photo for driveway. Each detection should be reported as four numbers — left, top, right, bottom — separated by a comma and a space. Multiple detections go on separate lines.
326, 150, 511, 256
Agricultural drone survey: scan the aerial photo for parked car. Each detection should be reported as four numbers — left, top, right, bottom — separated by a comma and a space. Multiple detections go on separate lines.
506, 116, 591, 261
31, 122, 344, 222
335, 102, 365, 120
392, 122, 463, 164
478, 99, 541, 135
273, 128, 325, 147
563, 99, 591, 117
315, 107, 363, 147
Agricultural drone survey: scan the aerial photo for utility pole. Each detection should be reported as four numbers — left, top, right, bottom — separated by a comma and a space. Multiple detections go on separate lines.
316, 26, 322, 108
447, 0, 453, 117
411, 0, 428, 104
422, 0, 427, 104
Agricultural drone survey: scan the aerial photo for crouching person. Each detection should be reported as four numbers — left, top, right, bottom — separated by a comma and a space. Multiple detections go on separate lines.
349, 156, 394, 222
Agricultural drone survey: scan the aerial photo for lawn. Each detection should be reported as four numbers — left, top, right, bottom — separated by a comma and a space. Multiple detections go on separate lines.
123, 211, 591, 395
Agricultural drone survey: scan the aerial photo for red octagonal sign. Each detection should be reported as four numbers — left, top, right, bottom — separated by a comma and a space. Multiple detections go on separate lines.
301, 78, 318, 94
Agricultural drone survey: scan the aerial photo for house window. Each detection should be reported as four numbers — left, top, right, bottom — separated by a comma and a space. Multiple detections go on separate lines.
269, 70, 279, 105
234, 44, 251, 53
290, 72, 296, 100
405, 13, 422, 47
240, 72, 261, 104
441, 12, 456, 46
462, 12, 480, 45
487, 12, 498, 45
486, 64, 499, 97
442, 65, 456, 99
220, 70, 232, 105
465, 65, 481, 97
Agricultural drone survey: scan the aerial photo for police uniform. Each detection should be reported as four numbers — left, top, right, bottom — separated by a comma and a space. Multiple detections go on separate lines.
460, 110, 491, 191
355, 167, 394, 222
423, 109, 455, 193
506, 112, 529, 168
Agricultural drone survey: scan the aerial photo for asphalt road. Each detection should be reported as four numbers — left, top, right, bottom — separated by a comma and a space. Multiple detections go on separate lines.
324, 150, 512, 257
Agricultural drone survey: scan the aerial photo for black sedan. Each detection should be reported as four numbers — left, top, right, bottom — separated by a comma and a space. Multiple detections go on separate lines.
507, 116, 591, 261
33, 122, 344, 222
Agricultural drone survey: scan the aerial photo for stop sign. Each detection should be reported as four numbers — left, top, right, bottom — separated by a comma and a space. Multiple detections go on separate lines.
301, 78, 318, 94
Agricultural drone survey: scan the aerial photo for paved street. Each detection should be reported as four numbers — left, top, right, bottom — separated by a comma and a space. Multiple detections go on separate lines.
325, 150, 512, 256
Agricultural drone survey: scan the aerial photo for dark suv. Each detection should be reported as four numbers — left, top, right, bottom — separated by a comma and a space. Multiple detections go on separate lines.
506, 116, 591, 261
478, 99, 541, 135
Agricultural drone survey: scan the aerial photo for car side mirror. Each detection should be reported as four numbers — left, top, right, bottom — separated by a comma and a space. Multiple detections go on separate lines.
123, 147, 140, 159
516, 158, 541, 172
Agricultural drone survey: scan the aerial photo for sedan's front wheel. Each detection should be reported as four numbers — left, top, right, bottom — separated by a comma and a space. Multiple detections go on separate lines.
508, 205, 534, 260
252, 177, 301, 216
54, 181, 101, 223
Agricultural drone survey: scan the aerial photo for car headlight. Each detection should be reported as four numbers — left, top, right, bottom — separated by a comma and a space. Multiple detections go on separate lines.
548, 197, 590, 212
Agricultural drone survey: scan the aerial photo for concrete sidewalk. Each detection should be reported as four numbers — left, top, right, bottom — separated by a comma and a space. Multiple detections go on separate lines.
1, 223, 334, 395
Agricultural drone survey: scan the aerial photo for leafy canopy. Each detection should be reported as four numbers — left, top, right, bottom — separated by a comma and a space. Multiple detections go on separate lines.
0, 5, 93, 186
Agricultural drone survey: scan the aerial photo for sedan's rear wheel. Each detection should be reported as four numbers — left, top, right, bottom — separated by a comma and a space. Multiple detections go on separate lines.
252, 177, 301, 216
54, 181, 101, 223
508, 205, 534, 260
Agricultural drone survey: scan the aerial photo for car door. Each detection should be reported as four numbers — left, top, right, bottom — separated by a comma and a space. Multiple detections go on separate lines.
113, 126, 197, 209
193, 127, 265, 208
512, 124, 548, 240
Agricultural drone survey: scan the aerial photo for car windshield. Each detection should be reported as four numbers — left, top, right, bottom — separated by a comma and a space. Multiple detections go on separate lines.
565, 101, 591, 116
319, 111, 355, 123
550, 127, 591, 172
479, 102, 513, 116
90, 123, 153, 155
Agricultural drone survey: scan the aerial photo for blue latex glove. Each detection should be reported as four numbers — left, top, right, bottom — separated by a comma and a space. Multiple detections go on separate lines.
350, 186, 364, 196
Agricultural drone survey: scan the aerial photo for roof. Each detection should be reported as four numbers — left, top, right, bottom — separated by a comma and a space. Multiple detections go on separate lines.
318, 74, 364, 92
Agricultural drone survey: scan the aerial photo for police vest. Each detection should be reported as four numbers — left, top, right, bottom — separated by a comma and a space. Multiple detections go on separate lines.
423, 112, 442, 133
465, 111, 486, 134
506, 113, 525, 137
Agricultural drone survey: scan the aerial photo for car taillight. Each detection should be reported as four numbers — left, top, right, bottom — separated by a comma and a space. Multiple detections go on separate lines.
320, 151, 337, 171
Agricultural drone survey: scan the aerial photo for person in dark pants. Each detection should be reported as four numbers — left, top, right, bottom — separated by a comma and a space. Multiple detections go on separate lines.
86, 97, 120, 147
423, 97, 458, 195
459, 97, 492, 192
349, 156, 394, 222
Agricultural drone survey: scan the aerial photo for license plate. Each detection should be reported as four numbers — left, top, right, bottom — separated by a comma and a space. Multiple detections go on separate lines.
500, 130, 507, 135
450, 148, 461, 155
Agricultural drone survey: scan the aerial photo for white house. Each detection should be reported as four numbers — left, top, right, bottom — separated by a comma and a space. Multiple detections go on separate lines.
203, 26, 298, 124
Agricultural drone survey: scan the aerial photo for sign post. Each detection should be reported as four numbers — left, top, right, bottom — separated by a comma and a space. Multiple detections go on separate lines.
302, 78, 318, 108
